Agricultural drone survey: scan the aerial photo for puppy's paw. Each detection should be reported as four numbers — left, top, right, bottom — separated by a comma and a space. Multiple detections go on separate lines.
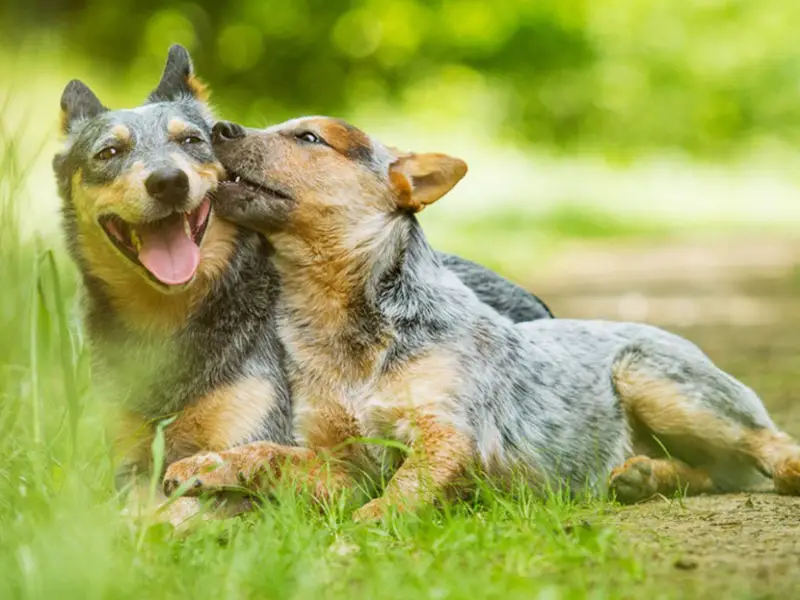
609, 456, 659, 504
163, 452, 239, 497
774, 458, 800, 496
163, 442, 313, 498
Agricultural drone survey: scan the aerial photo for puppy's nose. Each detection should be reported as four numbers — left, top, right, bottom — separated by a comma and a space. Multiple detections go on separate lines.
145, 168, 190, 208
212, 121, 246, 143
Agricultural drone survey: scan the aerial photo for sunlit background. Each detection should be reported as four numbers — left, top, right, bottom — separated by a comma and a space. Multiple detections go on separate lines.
1, 0, 799, 317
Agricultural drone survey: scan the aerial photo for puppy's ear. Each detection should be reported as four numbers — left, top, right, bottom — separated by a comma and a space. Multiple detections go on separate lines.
389, 153, 467, 212
148, 44, 209, 103
60, 80, 107, 135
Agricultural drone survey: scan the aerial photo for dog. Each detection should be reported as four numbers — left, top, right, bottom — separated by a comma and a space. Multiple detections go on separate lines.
52, 46, 553, 521
162, 116, 800, 522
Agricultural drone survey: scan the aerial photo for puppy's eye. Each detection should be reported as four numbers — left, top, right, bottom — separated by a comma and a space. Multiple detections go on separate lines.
182, 135, 204, 145
295, 131, 322, 144
95, 147, 122, 161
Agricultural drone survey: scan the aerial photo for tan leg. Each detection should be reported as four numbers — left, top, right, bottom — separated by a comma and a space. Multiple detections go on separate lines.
614, 364, 746, 452
614, 359, 800, 496
609, 455, 716, 503
162, 441, 355, 504
353, 415, 473, 522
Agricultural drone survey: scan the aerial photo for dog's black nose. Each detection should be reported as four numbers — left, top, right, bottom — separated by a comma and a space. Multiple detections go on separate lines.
145, 168, 190, 207
212, 121, 246, 143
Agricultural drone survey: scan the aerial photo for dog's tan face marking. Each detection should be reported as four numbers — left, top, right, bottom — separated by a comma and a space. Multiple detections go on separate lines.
168, 118, 189, 137
305, 117, 373, 163
111, 124, 132, 144
71, 163, 149, 223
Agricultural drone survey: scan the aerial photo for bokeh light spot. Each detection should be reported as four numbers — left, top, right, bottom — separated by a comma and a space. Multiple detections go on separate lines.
332, 9, 383, 58
145, 10, 197, 57
217, 24, 264, 72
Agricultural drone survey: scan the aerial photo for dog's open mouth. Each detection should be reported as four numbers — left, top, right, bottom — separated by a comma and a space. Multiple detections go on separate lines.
98, 197, 211, 286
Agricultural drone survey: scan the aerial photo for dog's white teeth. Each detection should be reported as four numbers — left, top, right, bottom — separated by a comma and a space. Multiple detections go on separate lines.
130, 228, 142, 252
234, 176, 241, 183
183, 213, 192, 238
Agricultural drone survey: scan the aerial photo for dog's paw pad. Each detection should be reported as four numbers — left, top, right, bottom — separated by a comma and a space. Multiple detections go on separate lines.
609, 457, 659, 504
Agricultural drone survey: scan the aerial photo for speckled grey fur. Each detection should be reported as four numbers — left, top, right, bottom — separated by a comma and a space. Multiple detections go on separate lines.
364, 221, 776, 494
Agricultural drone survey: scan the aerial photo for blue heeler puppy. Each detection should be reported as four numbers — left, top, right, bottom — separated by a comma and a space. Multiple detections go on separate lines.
163, 117, 800, 521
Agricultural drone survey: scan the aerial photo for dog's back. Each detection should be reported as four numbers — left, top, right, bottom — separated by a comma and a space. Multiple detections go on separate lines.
440, 253, 552, 321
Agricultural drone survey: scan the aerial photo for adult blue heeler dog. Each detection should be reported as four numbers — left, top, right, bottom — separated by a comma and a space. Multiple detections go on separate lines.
162, 116, 800, 521
52, 47, 552, 519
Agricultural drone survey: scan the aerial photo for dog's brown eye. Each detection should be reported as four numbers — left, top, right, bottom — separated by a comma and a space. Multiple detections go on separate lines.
95, 147, 121, 160
295, 131, 322, 144
182, 135, 203, 145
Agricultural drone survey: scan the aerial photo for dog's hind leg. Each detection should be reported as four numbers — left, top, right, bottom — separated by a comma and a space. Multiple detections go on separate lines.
610, 339, 800, 501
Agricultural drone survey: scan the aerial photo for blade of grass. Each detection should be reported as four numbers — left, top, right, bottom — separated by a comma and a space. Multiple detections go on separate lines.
28, 243, 41, 446
149, 416, 176, 505
135, 415, 177, 550
44, 249, 80, 454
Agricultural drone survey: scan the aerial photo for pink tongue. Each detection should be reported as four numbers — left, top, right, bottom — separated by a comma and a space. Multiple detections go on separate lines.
137, 217, 200, 285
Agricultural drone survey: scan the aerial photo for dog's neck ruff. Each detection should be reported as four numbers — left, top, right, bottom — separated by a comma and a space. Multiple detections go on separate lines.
273, 214, 441, 337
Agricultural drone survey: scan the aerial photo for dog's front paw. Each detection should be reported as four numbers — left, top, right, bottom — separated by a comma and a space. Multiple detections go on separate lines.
162, 442, 313, 498
163, 452, 237, 497
609, 456, 659, 504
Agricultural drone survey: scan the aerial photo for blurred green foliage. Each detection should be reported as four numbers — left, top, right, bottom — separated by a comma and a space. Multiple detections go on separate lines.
2, 0, 800, 157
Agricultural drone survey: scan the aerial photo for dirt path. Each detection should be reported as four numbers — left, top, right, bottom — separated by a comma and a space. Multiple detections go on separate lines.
529, 236, 800, 597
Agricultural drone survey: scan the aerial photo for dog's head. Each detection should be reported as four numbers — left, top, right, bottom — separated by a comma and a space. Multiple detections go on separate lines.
53, 45, 222, 290
210, 116, 467, 252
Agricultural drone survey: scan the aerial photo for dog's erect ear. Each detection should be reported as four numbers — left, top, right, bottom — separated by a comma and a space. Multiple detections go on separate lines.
60, 80, 107, 135
148, 44, 209, 103
389, 153, 468, 212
